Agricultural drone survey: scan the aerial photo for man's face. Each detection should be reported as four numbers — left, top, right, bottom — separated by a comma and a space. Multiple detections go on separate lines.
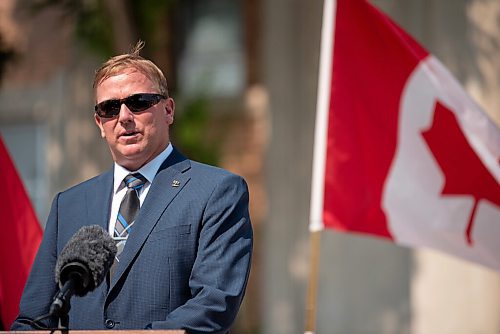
94, 69, 174, 171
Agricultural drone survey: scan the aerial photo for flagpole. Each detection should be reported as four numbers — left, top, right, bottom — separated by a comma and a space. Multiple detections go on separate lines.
304, 230, 322, 334
305, 0, 336, 333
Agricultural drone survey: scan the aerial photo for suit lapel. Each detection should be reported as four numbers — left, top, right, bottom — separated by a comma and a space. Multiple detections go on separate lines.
108, 148, 191, 291
84, 169, 113, 296
86, 170, 113, 231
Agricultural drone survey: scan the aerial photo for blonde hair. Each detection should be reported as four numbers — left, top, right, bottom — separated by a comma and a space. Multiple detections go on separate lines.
93, 41, 169, 97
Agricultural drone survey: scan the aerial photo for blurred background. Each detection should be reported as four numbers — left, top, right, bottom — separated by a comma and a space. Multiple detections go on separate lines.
0, 0, 499, 333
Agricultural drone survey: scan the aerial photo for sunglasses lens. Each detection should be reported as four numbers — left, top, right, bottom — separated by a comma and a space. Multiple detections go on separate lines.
95, 100, 121, 118
95, 94, 165, 118
126, 94, 159, 112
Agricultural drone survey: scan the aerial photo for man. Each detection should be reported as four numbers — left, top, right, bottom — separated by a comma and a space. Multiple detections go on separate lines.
12, 42, 253, 333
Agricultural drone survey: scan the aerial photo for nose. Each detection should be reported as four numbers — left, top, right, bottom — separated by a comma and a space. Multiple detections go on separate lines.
118, 103, 134, 123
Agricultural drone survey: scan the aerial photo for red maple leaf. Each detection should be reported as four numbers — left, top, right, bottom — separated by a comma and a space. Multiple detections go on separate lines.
421, 101, 500, 246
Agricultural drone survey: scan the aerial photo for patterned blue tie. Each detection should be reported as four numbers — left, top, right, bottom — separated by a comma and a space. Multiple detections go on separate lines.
111, 173, 147, 278
114, 173, 147, 238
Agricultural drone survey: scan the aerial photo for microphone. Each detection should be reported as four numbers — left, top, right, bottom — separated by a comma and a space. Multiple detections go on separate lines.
49, 225, 117, 320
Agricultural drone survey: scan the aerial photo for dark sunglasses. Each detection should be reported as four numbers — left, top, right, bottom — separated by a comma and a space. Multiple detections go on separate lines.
94, 93, 166, 118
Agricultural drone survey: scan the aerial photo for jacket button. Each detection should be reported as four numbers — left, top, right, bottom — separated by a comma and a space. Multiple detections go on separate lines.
105, 319, 115, 329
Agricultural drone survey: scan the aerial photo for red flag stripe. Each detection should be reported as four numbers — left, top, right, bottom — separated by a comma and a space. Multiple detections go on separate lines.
0, 137, 42, 328
322, 0, 428, 236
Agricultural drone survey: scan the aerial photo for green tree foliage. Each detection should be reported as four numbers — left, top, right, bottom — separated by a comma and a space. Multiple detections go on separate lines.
173, 96, 219, 166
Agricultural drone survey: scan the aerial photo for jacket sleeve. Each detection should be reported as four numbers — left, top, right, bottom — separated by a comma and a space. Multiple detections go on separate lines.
148, 174, 253, 334
11, 194, 61, 330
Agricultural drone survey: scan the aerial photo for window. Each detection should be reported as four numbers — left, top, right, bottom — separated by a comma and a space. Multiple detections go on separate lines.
177, 0, 245, 98
1, 124, 48, 223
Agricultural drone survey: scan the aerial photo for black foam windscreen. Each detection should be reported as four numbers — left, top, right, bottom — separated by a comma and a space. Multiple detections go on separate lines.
54, 225, 117, 296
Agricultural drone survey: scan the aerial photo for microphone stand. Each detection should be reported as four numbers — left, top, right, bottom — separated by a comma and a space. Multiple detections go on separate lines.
49, 276, 78, 330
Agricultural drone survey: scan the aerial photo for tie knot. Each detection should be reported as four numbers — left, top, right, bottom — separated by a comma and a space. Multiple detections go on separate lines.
124, 173, 147, 190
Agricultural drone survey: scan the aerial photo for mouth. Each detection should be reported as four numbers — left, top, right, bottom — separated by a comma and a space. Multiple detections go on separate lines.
118, 130, 141, 141
120, 130, 139, 137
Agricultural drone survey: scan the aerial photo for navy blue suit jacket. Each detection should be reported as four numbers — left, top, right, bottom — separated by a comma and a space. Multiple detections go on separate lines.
12, 148, 253, 333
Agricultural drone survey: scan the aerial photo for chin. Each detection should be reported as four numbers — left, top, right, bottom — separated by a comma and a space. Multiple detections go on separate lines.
114, 149, 147, 167
116, 142, 144, 156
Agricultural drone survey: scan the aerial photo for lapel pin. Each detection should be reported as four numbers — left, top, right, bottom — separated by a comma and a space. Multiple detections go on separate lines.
172, 180, 181, 187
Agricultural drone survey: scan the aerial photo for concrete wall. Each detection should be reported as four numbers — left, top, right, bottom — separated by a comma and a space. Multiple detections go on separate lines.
262, 0, 321, 333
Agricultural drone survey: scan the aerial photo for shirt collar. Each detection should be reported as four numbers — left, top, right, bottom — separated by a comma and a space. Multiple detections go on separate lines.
113, 143, 173, 194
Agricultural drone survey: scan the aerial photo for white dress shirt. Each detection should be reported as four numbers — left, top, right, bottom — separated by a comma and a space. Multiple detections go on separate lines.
108, 143, 173, 235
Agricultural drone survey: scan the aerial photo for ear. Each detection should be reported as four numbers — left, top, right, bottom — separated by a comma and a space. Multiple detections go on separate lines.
94, 114, 106, 138
165, 98, 175, 125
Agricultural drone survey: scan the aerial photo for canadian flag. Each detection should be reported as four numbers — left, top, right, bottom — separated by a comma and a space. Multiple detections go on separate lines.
0, 137, 42, 328
310, 0, 500, 270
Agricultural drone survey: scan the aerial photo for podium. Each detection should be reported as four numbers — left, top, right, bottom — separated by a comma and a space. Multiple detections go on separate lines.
7, 331, 185, 334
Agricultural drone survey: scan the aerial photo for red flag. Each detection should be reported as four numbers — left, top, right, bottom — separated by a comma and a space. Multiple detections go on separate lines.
0, 136, 42, 328
310, 0, 500, 270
